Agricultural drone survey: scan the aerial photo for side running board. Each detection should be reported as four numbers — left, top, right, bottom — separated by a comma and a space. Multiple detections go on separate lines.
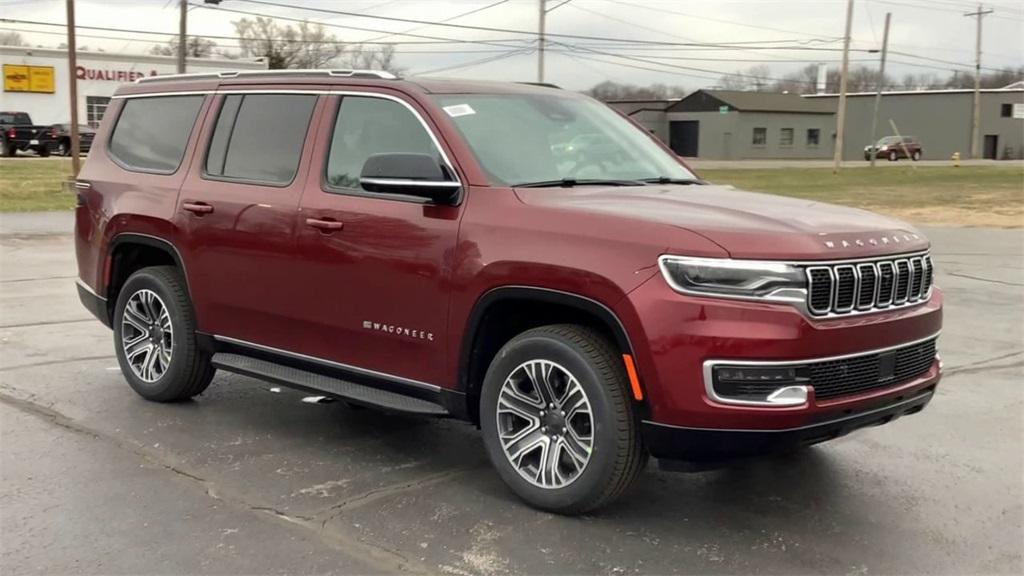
211, 353, 449, 417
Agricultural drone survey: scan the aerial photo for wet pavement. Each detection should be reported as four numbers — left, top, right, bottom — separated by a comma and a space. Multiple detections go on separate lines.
1, 213, 1021, 575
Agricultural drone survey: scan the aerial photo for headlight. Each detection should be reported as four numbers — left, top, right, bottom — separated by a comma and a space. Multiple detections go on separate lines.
880, 145, 889, 151
658, 256, 806, 302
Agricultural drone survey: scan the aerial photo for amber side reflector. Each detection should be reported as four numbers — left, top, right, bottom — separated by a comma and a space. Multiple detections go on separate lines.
622, 354, 643, 401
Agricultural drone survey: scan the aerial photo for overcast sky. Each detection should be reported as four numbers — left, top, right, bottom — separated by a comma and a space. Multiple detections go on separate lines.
3, 0, 1022, 90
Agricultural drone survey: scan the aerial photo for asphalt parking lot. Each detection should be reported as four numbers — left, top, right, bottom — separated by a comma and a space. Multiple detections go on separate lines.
1, 212, 1021, 575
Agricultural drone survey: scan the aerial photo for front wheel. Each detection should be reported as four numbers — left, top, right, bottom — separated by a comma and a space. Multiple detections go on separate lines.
912, 150, 921, 161
888, 151, 898, 161
113, 266, 215, 402
480, 325, 646, 514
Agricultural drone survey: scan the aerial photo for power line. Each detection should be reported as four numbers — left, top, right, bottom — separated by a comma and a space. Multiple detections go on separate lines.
0, 17, 533, 46
360, 0, 512, 44
413, 47, 533, 75
597, 0, 844, 41
227, 0, 852, 49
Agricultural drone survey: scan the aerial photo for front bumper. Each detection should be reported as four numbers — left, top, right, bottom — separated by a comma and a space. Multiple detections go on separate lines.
614, 270, 943, 432
644, 385, 934, 464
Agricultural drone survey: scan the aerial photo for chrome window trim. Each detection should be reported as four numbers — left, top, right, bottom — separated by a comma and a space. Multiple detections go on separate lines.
702, 331, 941, 408
113, 88, 462, 191
212, 335, 441, 393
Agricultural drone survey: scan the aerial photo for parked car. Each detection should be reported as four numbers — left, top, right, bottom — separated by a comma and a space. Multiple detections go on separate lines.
74, 70, 943, 514
865, 135, 923, 161
1, 111, 52, 156
45, 123, 96, 156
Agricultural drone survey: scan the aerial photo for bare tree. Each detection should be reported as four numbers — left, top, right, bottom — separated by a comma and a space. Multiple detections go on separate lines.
233, 17, 344, 69
150, 36, 218, 58
342, 44, 403, 75
585, 81, 687, 101
0, 31, 28, 47
717, 65, 774, 91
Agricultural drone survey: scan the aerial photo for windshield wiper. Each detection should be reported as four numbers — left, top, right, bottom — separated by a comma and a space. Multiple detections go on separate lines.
513, 178, 647, 188
640, 177, 702, 185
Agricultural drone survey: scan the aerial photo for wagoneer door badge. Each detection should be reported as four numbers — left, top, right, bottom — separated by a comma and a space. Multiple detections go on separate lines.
823, 233, 919, 249
363, 320, 434, 341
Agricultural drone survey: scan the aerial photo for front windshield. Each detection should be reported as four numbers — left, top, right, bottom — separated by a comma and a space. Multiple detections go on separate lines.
876, 136, 901, 146
432, 93, 696, 186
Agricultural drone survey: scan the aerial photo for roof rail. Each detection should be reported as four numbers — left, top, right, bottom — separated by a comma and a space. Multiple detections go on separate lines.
136, 69, 398, 84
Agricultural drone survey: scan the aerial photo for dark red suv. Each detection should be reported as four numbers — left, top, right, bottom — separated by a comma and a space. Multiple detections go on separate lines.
75, 70, 943, 513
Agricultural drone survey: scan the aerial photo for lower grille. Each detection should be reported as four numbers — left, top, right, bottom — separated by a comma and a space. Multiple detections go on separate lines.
809, 338, 937, 400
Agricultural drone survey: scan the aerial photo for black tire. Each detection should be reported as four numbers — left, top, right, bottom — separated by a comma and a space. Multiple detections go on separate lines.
58, 139, 69, 157
888, 150, 898, 161
113, 266, 214, 402
480, 324, 646, 514
1, 139, 14, 157
912, 150, 921, 161
37, 146, 50, 158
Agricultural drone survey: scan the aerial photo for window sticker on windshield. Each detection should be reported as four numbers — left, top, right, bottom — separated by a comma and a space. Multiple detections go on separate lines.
443, 104, 476, 117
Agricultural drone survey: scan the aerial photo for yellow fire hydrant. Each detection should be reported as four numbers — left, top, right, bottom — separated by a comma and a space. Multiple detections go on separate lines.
951, 152, 960, 167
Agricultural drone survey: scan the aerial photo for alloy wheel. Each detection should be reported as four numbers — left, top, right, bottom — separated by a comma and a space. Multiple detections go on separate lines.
496, 359, 594, 489
121, 289, 173, 382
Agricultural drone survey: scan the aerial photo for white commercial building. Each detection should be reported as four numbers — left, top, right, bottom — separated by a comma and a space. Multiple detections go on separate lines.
1, 46, 267, 126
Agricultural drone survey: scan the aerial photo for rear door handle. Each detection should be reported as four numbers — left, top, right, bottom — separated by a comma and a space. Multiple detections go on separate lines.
182, 202, 214, 215
306, 217, 344, 232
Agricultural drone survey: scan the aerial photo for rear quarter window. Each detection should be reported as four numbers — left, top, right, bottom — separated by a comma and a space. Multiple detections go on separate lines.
108, 95, 205, 174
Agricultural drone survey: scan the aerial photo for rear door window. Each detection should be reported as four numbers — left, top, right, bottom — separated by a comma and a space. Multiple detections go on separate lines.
108, 95, 204, 173
205, 93, 317, 185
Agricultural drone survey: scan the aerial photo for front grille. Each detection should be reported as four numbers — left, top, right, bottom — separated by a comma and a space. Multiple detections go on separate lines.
805, 253, 933, 316
810, 338, 937, 400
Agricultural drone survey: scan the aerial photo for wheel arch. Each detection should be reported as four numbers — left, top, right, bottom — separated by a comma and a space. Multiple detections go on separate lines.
105, 233, 190, 322
456, 286, 642, 425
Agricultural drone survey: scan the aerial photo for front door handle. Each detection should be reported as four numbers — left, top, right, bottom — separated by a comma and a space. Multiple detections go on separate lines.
306, 217, 344, 232
182, 202, 214, 215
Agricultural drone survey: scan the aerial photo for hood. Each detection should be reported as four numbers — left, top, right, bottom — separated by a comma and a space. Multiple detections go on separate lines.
514, 184, 929, 260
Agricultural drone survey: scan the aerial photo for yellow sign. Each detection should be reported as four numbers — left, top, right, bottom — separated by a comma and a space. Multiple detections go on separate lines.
3, 64, 55, 93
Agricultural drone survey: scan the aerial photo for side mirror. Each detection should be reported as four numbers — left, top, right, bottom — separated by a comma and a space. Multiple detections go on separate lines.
359, 153, 460, 204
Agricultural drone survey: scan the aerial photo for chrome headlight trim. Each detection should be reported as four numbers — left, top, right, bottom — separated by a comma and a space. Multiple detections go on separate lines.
657, 255, 808, 304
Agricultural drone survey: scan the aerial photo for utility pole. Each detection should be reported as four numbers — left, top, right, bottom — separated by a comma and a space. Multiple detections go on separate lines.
965, 4, 993, 159
868, 12, 891, 168
178, 0, 187, 73
537, 0, 546, 83
65, 0, 81, 176
832, 0, 855, 173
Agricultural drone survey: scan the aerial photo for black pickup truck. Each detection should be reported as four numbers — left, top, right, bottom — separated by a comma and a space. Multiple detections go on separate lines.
1, 111, 51, 157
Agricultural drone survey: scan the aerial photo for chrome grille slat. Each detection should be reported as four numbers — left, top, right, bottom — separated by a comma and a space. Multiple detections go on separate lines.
804, 252, 933, 317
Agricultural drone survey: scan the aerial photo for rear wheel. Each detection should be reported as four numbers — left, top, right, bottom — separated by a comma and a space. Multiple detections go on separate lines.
57, 139, 69, 156
912, 150, 921, 161
113, 266, 214, 402
480, 324, 646, 514
1, 139, 14, 157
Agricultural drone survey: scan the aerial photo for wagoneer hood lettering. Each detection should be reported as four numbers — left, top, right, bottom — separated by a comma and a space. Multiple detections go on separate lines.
515, 184, 929, 260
